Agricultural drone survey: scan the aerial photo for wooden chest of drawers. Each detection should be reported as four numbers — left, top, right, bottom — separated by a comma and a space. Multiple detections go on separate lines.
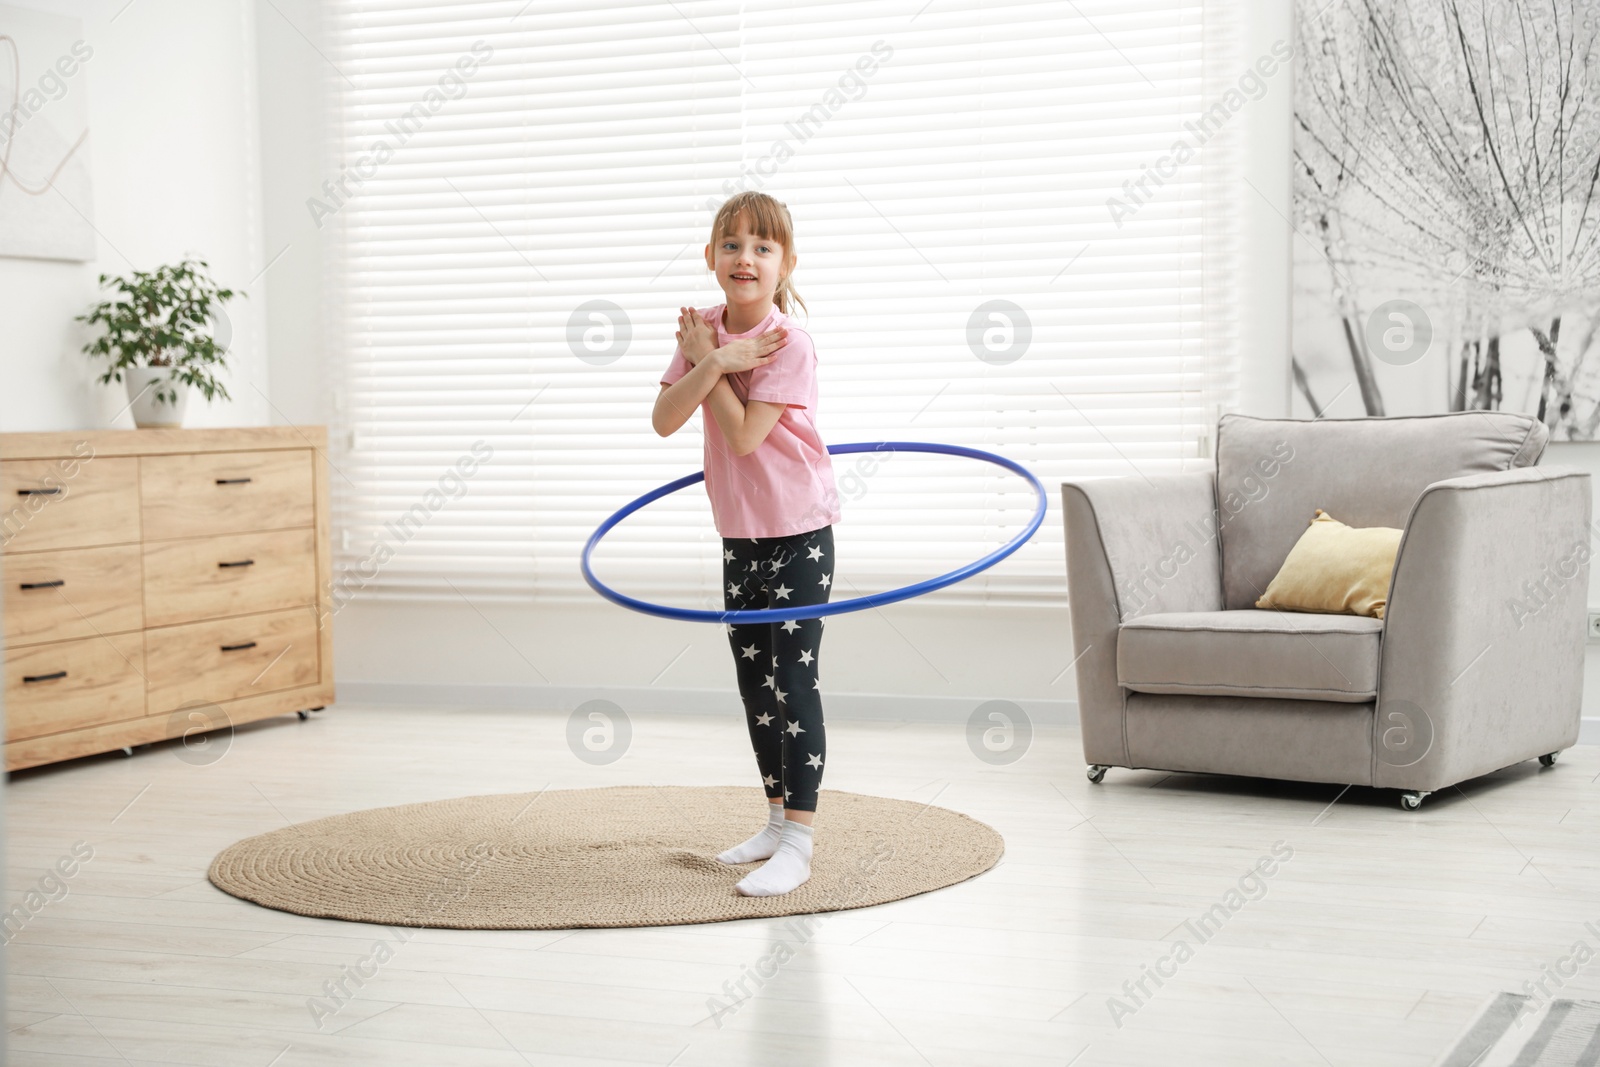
1, 427, 335, 771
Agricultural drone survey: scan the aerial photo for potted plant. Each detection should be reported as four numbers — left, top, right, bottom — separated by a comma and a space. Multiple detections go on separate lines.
77, 256, 242, 428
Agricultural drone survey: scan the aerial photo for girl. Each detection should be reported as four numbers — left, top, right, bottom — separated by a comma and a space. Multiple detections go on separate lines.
652, 192, 842, 897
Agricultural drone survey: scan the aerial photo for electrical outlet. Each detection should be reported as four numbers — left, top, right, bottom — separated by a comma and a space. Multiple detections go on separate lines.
1589, 612, 1600, 640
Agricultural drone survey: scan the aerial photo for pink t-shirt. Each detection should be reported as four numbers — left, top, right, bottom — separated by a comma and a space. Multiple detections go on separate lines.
660, 303, 842, 539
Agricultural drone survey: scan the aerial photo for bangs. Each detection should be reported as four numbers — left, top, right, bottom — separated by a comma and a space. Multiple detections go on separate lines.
714, 192, 792, 248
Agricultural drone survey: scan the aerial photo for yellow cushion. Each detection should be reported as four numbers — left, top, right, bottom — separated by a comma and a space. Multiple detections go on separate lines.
1254, 509, 1403, 620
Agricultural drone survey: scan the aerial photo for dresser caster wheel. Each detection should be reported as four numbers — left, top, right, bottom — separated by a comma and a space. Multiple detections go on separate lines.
1399, 790, 1431, 811
1087, 764, 1110, 784
1539, 751, 1560, 767
120, 746, 134, 757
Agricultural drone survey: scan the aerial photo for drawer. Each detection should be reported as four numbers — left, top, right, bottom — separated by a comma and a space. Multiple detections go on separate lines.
3, 544, 144, 646
143, 529, 317, 627
145, 607, 320, 713
140, 450, 314, 540
4, 632, 147, 742
1, 456, 140, 552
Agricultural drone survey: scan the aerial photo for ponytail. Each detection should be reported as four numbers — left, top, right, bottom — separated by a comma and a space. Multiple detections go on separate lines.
775, 260, 807, 319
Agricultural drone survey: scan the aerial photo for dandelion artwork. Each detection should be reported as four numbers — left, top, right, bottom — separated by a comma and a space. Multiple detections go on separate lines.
1291, 0, 1600, 437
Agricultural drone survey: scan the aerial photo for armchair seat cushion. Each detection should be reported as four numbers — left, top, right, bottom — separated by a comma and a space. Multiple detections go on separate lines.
1117, 610, 1383, 703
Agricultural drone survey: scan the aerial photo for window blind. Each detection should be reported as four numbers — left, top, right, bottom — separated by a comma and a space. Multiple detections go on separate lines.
324, 0, 1242, 613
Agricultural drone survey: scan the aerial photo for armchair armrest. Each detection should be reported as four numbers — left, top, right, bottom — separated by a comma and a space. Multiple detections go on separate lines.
1376, 466, 1591, 790
1061, 472, 1224, 765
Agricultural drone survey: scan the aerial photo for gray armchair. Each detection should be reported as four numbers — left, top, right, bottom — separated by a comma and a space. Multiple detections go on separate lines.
1060, 412, 1590, 809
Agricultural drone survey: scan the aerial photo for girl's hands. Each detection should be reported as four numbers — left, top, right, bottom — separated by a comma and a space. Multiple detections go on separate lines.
709, 328, 787, 374
675, 307, 718, 367
674, 306, 788, 375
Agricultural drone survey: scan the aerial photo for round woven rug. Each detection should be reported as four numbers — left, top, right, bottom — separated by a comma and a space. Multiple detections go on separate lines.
207, 785, 1004, 928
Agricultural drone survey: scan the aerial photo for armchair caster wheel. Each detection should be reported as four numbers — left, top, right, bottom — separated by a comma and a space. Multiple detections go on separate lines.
1399, 790, 1432, 811
1539, 751, 1560, 767
1087, 764, 1110, 784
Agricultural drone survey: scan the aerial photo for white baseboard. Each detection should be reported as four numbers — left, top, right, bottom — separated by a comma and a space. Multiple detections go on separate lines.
335, 681, 1078, 726
335, 682, 1600, 745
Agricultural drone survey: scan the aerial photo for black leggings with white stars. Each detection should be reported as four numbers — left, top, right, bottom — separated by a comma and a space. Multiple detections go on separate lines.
722, 525, 833, 813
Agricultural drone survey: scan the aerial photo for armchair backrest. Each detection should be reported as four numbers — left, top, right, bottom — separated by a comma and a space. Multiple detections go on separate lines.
1214, 412, 1548, 610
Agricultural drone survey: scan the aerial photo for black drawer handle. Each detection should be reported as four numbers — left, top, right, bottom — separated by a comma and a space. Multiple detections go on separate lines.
20, 579, 65, 590
220, 641, 258, 652
215, 477, 253, 485
17, 487, 61, 496
23, 670, 67, 683
218, 560, 255, 568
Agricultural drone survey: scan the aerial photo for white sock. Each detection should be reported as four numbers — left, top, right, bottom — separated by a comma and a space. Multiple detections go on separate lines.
736, 819, 814, 897
716, 801, 786, 864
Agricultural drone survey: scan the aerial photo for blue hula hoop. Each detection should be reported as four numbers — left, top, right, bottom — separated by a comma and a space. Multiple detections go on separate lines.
581, 441, 1046, 624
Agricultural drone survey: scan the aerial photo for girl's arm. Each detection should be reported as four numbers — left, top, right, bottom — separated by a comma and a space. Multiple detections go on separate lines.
654, 319, 787, 442
702, 378, 786, 456
653, 359, 723, 437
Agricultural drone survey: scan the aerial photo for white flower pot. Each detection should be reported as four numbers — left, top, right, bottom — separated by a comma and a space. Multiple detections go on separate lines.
124, 366, 189, 428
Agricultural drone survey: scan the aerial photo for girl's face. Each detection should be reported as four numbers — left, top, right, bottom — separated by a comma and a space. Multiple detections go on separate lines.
705, 221, 792, 308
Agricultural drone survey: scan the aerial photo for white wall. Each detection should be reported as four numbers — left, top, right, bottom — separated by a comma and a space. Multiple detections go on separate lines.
252, 0, 326, 431
0, 0, 269, 433
1235, 0, 1294, 419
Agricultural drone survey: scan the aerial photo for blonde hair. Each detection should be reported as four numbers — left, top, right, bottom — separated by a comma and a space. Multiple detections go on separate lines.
710, 192, 807, 319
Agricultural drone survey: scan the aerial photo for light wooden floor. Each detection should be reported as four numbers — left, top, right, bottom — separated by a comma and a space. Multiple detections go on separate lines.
5, 702, 1599, 1066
